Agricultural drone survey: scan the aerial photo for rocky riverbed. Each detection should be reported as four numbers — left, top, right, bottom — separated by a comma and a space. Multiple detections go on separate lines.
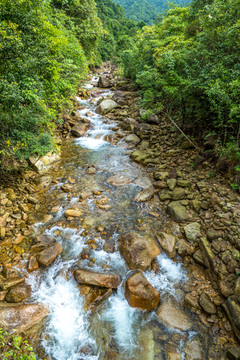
0, 63, 240, 359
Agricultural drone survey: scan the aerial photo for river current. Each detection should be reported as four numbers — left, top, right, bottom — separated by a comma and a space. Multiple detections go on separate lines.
27, 72, 207, 359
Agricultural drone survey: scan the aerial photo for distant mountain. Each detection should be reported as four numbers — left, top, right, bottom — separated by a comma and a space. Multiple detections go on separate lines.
113, 0, 191, 23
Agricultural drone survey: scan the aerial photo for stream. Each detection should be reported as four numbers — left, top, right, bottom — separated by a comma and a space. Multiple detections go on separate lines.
27, 71, 209, 359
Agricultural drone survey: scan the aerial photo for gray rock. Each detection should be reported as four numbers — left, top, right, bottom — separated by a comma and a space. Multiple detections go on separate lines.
124, 134, 140, 147
199, 293, 217, 314
156, 232, 177, 258
71, 122, 90, 137
184, 222, 201, 242
97, 76, 112, 88
29, 151, 60, 174
96, 99, 117, 115
167, 201, 190, 222
134, 186, 154, 202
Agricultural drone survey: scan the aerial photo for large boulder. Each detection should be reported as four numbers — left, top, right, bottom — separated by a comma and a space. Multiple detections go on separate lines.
37, 242, 62, 267
134, 186, 155, 202
156, 300, 193, 331
167, 201, 190, 222
125, 272, 160, 311
71, 122, 90, 137
96, 99, 118, 115
0, 303, 48, 333
29, 151, 60, 174
156, 232, 178, 258
74, 269, 121, 289
118, 232, 161, 271
97, 76, 112, 88
5, 284, 32, 303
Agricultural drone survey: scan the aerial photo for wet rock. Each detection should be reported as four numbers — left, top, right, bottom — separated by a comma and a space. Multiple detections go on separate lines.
156, 300, 193, 331
199, 293, 217, 314
29, 151, 60, 174
61, 183, 73, 192
27, 256, 39, 273
107, 175, 131, 186
37, 242, 62, 267
84, 287, 113, 312
118, 231, 161, 271
124, 134, 140, 147
97, 76, 112, 88
96, 99, 117, 115
0, 277, 25, 291
125, 272, 160, 311
167, 178, 177, 191
86, 166, 97, 175
156, 232, 177, 258
184, 339, 203, 360
167, 201, 190, 222
31, 235, 54, 253
184, 222, 201, 242
5, 283, 32, 303
134, 186, 154, 202
71, 122, 90, 137
64, 209, 82, 217
0, 303, 48, 333
74, 269, 121, 289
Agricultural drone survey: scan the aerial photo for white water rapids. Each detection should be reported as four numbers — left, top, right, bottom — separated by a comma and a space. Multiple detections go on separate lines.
27, 74, 198, 360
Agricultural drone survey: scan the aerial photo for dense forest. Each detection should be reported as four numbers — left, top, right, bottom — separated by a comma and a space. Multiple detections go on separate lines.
113, 0, 191, 24
0, 0, 239, 169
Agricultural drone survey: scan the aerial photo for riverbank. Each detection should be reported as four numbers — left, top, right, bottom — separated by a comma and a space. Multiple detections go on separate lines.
0, 63, 240, 359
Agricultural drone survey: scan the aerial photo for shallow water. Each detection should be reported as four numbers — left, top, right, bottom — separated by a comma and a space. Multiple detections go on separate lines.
28, 74, 207, 359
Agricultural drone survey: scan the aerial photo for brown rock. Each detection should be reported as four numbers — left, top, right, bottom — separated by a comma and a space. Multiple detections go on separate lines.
107, 175, 131, 186
0, 303, 48, 333
64, 209, 82, 217
134, 186, 155, 202
74, 269, 121, 289
0, 277, 25, 291
98, 76, 112, 88
0, 227, 6, 240
71, 122, 90, 137
184, 339, 203, 360
156, 300, 193, 331
5, 284, 32, 303
37, 242, 62, 267
31, 235, 54, 253
125, 272, 160, 311
156, 232, 177, 258
118, 232, 161, 271
199, 293, 216, 314
28, 256, 39, 273
61, 184, 73, 192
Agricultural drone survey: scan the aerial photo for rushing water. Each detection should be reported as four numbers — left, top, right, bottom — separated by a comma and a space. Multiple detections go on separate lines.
27, 73, 205, 359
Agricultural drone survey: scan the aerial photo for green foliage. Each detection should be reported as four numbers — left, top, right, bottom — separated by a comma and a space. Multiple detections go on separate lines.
0, 328, 37, 359
121, 0, 240, 147
0, 0, 102, 163
113, 0, 192, 24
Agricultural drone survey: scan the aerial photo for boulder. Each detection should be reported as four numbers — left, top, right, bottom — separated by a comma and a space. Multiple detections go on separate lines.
29, 151, 60, 174
167, 201, 190, 222
184, 222, 201, 242
74, 269, 121, 289
96, 100, 117, 115
156, 300, 193, 331
156, 232, 178, 258
71, 122, 90, 137
0, 303, 48, 333
134, 186, 155, 202
108, 175, 131, 186
198, 293, 216, 314
97, 76, 112, 88
27, 256, 39, 273
37, 242, 62, 267
124, 134, 140, 147
118, 232, 161, 271
5, 284, 32, 303
125, 272, 160, 311
31, 235, 54, 254
0, 277, 25, 291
